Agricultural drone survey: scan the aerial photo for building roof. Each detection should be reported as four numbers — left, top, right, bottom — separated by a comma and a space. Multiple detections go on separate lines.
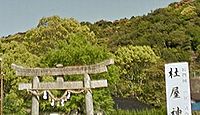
113, 97, 151, 110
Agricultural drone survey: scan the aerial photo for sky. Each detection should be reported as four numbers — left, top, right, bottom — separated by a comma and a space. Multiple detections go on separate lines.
0, 0, 180, 37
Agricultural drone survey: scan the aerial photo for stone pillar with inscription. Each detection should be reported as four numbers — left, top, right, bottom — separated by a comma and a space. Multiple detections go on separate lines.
165, 62, 191, 115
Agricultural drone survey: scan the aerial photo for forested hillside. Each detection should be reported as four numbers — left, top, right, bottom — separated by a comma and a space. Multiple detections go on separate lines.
83, 0, 199, 62
1, 0, 200, 114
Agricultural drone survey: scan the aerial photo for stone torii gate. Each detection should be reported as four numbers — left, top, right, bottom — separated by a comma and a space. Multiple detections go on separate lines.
11, 59, 114, 115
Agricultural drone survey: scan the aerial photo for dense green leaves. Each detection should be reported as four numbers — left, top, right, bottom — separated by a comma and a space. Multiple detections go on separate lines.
40, 35, 117, 113
0, 41, 40, 114
114, 46, 164, 107
23, 16, 96, 55
115, 45, 159, 77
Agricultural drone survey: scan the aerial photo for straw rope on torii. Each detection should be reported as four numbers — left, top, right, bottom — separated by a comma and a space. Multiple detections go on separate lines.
11, 59, 114, 115
28, 89, 85, 101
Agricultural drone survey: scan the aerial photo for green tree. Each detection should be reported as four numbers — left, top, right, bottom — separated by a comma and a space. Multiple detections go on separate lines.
40, 35, 119, 114
23, 16, 96, 55
0, 41, 40, 114
115, 45, 164, 107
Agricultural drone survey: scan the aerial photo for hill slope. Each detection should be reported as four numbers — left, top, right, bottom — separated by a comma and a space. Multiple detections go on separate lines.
83, 0, 200, 65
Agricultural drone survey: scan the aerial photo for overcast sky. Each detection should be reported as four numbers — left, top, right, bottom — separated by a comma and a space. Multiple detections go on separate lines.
0, 0, 180, 37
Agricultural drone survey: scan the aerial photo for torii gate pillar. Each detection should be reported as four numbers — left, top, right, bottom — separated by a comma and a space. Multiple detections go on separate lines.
32, 76, 39, 115
84, 74, 93, 115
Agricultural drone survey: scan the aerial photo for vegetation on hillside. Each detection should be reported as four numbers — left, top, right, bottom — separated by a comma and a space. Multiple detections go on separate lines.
1, 0, 200, 114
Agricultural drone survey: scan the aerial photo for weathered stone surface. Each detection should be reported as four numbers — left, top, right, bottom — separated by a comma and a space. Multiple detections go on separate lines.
32, 76, 39, 115
84, 74, 93, 115
19, 80, 107, 90
11, 59, 114, 76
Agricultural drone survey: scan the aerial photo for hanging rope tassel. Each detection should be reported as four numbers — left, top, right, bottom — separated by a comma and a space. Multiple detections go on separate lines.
43, 90, 48, 100
66, 92, 71, 100
61, 99, 65, 106
51, 99, 55, 107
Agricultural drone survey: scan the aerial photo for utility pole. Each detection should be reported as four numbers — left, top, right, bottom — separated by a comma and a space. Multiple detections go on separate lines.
0, 58, 3, 115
